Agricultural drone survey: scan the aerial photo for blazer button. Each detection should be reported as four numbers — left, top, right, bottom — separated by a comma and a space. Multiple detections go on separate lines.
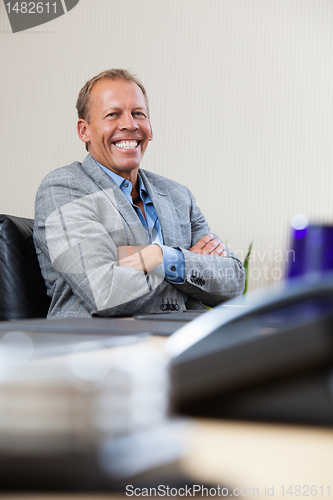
170, 265, 176, 272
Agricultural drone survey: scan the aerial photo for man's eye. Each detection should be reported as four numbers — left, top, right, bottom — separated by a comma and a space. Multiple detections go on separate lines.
133, 112, 145, 117
107, 112, 118, 117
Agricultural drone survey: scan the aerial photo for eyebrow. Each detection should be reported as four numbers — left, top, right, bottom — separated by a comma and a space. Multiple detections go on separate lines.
104, 105, 147, 113
104, 106, 121, 113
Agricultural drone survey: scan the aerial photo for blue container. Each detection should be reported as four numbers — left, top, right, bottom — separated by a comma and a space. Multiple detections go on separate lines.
287, 215, 333, 280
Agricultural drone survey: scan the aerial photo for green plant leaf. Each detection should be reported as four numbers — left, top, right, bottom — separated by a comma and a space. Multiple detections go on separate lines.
243, 241, 253, 295
198, 300, 211, 310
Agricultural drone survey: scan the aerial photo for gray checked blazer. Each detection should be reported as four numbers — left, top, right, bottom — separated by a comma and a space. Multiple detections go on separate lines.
33, 154, 245, 318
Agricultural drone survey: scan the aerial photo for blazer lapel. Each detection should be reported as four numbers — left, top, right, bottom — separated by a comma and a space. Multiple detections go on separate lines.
80, 155, 149, 245
139, 169, 184, 248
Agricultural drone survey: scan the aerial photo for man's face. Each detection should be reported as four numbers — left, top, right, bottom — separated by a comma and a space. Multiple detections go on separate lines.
77, 78, 153, 179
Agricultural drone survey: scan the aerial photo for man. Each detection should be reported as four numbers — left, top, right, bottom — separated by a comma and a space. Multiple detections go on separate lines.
33, 69, 244, 318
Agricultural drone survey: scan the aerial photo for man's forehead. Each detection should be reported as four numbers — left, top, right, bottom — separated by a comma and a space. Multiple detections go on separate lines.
87, 77, 149, 119
91, 78, 145, 102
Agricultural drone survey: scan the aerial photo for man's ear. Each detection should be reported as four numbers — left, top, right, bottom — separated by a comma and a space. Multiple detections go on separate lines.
77, 119, 90, 144
149, 123, 153, 141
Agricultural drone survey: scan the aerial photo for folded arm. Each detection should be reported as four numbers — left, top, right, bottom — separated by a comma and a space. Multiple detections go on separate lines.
169, 189, 245, 306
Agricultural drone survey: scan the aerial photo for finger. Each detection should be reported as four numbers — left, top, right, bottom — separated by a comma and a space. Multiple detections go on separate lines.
118, 255, 131, 266
209, 243, 226, 256
189, 234, 215, 253
201, 238, 222, 254
118, 253, 142, 270
118, 245, 147, 261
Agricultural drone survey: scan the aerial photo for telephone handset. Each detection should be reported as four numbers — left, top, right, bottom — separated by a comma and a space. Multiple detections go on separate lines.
167, 277, 333, 424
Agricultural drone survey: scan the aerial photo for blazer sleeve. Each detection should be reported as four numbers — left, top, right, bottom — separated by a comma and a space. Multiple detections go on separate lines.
170, 188, 245, 307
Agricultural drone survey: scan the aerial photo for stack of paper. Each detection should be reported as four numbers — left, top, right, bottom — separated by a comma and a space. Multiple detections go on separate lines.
0, 332, 182, 484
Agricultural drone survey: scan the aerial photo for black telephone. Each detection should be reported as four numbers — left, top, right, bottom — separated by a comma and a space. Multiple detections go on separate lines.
167, 278, 333, 425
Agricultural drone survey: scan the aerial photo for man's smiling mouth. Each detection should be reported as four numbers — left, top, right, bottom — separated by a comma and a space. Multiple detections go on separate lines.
114, 140, 139, 150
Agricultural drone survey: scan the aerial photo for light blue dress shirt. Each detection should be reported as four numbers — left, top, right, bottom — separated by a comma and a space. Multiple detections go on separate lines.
96, 161, 185, 283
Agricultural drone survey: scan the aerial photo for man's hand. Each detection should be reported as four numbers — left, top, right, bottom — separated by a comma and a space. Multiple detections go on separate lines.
189, 234, 227, 256
117, 245, 163, 272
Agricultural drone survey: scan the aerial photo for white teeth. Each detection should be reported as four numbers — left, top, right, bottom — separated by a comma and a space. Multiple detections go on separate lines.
114, 140, 138, 149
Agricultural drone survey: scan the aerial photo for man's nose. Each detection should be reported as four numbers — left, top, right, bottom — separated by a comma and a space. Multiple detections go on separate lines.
119, 113, 139, 130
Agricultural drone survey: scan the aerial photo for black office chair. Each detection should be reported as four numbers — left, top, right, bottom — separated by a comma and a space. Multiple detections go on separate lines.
0, 214, 51, 321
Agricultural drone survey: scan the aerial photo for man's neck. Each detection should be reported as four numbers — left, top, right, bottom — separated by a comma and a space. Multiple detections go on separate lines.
130, 177, 140, 200
90, 154, 139, 185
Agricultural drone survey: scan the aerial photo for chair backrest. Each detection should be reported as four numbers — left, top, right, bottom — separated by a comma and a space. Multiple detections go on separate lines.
0, 214, 51, 321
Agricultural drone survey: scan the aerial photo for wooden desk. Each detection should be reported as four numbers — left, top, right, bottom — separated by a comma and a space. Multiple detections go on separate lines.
182, 419, 333, 499
1, 418, 332, 499
0, 330, 332, 499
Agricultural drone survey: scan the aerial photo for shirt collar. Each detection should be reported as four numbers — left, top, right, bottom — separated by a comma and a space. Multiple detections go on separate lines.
94, 159, 150, 201
94, 159, 127, 188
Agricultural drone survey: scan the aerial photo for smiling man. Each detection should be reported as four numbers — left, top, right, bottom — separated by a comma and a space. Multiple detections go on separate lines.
33, 69, 245, 318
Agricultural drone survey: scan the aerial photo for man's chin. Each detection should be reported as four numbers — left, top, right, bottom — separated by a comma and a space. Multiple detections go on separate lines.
109, 163, 141, 176
116, 162, 141, 171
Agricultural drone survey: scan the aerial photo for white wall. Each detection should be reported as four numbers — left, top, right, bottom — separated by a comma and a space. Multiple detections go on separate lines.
1, 0, 333, 291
